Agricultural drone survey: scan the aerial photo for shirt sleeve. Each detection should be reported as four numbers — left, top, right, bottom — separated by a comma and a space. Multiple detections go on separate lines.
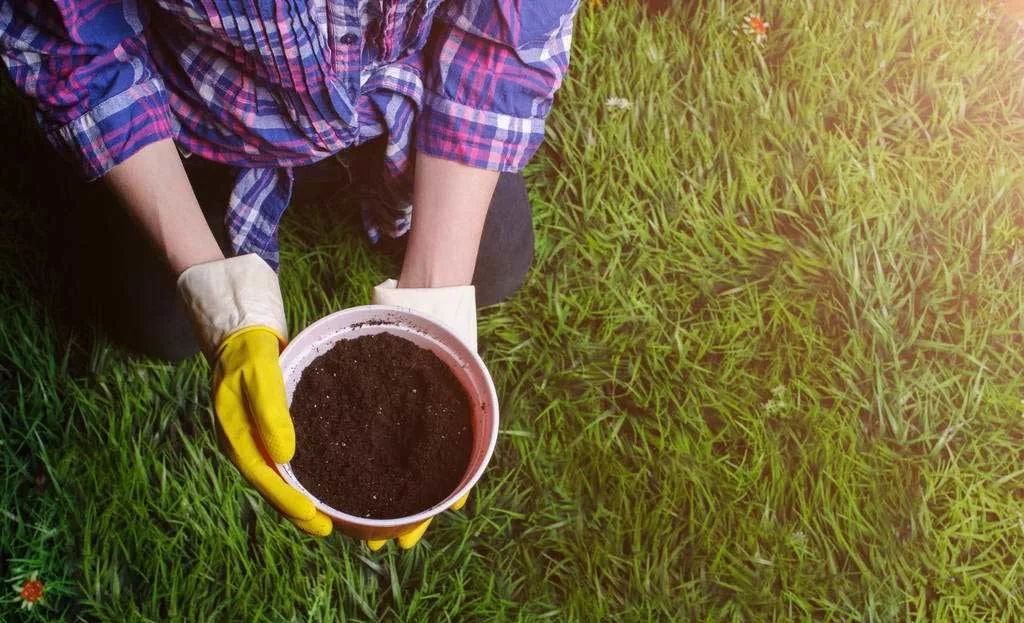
0, 0, 176, 180
417, 0, 580, 172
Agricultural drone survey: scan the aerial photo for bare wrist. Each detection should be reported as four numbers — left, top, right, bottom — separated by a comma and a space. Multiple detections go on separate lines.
398, 264, 472, 289
399, 154, 498, 289
105, 140, 226, 277
168, 246, 226, 278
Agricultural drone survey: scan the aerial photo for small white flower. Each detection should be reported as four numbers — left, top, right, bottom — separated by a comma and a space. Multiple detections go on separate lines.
763, 384, 788, 414
788, 531, 811, 556
605, 96, 633, 111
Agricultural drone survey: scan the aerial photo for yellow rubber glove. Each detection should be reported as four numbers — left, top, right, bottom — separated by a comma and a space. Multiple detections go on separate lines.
178, 254, 331, 537
366, 279, 478, 551
213, 326, 333, 536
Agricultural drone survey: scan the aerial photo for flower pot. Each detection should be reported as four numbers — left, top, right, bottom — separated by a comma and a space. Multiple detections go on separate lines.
275, 305, 499, 541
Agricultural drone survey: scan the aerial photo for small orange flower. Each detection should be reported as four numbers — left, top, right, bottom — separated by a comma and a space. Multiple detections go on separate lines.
742, 13, 771, 45
14, 572, 44, 610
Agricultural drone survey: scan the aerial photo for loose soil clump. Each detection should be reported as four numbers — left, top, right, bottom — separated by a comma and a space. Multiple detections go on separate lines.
289, 332, 472, 519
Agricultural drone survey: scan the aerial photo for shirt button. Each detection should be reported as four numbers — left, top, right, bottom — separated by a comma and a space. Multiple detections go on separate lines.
339, 33, 359, 45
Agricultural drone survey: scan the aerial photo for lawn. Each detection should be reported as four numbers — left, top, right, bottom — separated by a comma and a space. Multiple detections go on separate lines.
4, 0, 1024, 620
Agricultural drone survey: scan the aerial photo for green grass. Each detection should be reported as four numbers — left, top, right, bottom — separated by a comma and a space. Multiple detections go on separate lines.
5, 0, 1024, 619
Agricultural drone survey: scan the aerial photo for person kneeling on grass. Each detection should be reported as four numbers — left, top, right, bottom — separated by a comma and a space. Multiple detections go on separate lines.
0, 0, 580, 547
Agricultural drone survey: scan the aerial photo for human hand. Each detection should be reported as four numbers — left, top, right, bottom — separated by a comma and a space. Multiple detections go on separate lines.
178, 254, 332, 536
366, 278, 478, 550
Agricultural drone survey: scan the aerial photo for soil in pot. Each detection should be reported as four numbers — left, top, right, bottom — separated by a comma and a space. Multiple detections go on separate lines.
289, 332, 473, 519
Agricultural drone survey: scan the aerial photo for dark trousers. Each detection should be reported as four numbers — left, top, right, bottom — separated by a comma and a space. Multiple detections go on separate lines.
67, 155, 534, 362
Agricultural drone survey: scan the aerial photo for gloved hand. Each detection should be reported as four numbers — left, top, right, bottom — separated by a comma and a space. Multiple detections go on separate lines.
178, 254, 333, 537
366, 278, 478, 550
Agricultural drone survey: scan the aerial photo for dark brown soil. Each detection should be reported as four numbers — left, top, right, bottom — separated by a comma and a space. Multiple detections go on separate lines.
289, 332, 472, 519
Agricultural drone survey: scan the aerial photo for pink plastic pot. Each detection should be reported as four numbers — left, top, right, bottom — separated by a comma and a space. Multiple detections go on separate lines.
275, 305, 499, 541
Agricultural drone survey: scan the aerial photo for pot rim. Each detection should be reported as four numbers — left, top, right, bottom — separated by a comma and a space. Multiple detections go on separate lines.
275, 304, 500, 528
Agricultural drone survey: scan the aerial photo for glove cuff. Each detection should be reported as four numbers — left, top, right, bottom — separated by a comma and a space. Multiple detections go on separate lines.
371, 279, 477, 352
177, 254, 288, 360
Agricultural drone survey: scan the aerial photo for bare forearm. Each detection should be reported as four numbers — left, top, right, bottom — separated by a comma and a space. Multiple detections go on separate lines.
104, 139, 224, 275
399, 153, 499, 288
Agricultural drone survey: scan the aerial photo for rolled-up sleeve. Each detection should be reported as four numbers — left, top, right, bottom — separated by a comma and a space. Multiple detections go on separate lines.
0, 0, 175, 179
418, 0, 580, 172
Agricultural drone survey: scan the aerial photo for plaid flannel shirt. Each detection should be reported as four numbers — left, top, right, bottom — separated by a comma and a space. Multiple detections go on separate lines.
1, 0, 579, 267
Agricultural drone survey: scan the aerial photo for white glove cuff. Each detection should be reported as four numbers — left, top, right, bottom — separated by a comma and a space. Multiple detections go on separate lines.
371, 279, 477, 352
177, 254, 289, 359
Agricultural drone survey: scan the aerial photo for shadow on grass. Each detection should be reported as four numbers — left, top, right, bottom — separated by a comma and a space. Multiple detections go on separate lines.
0, 72, 397, 369
0, 79, 95, 372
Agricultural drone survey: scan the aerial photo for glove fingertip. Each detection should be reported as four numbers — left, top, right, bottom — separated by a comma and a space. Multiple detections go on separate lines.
294, 512, 333, 537
397, 518, 432, 549
265, 434, 295, 464
366, 539, 388, 552
451, 492, 470, 511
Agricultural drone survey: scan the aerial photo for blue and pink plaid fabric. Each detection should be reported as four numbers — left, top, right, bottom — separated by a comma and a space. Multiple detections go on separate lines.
0, 0, 579, 267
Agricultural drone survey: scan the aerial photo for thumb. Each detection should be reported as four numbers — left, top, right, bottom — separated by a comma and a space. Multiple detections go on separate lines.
241, 329, 295, 463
